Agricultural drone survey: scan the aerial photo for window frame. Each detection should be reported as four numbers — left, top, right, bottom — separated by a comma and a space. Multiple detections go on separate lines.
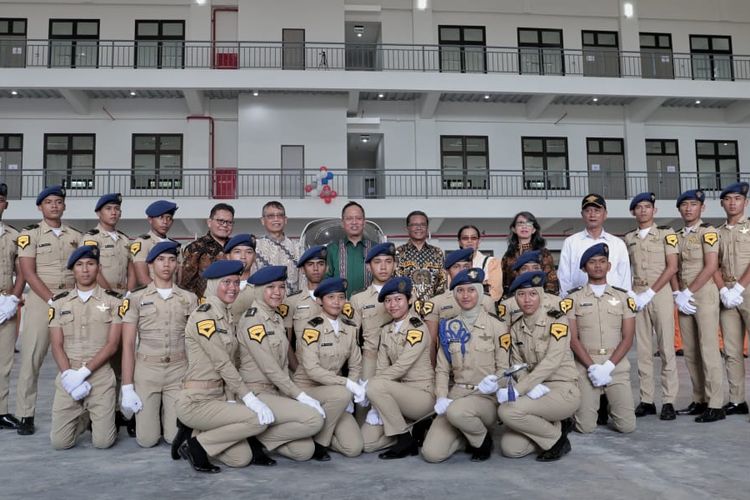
521, 136, 570, 190
0, 134, 23, 151
48, 18, 100, 68
43, 133, 96, 190
689, 34, 733, 81
694, 139, 739, 191
438, 25, 487, 74
131, 133, 184, 190
134, 20, 186, 69
517, 27, 565, 75
0, 18, 27, 36
440, 135, 489, 190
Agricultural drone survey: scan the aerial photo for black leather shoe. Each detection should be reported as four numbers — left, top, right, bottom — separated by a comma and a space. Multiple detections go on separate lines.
536, 434, 571, 462
597, 394, 609, 425
126, 416, 136, 437
561, 417, 574, 437
179, 437, 220, 473
17, 416, 34, 435
0, 414, 20, 429
695, 408, 726, 423
470, 434, 493, 462
248, 437, 276, 466
115, 411, 137, 438
634, 402, 657, 417
378, 432, 418, 460
660, 403, 676, 421
171, 419, 192, 460
411, 416, 434, 448
677, 402, 707, 416
312, 442, 331, 462
675, 349, 684, 356
723, 402, 750, 415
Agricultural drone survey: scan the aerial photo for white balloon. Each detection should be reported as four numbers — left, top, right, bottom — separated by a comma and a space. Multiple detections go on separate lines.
316, 171, 327, 181
310, 188, 320, 196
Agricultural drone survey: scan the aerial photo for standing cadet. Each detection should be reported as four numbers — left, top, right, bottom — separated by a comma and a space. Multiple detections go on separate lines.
568, 243, 636, 433
174, 260, 272, 473
497, 271, 580, 462
224, 234, 257, 321
673, 189, 725, 422
293, 277, 367, 459
48, 245, 123, 449
120, 241, 198, 447
362, 277, 435, 458
0, 182, 24, 430
131, 200, 178, 287
236, 266, 326, 463
421, 269, 509, 463
716, 182, 750, 416
624, 192, 679, 421
15, 185, 82, 435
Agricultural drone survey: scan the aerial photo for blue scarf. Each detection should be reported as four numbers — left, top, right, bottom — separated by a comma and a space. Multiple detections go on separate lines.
438, 318, 471, 364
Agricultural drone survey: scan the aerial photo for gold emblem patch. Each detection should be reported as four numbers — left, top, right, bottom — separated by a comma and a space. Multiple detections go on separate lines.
130, 241, 141, 256
703, 232, 718, 246
550, 323, 569, 341
83, 240, 98, 247
665, 234, 678, 247
17, 235, 30, 249
277, 304, 289, 318
342, 302, 354, 319
414, 300, 423, 316
559, 298, 573, 314
499, 333, 511, 351
406, 329, 423, 346
248, 324, 266, 343
118, 299, 130, 319
627, 297, 637, 313
302, 328, 320, 345
48, 307, 55, 323
496, 303, 506, 318
421, 301, 434, 316
197, 319, 216, 339
198, 296, 206, 305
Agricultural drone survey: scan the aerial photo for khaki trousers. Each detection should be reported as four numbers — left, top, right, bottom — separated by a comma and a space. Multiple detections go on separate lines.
256, 392, 323, 461
635, 288, 679, 404
719, 293, 750, 404
0, 317, 16, 414
574, 359, 635, 434
16, 291, 53, 417
303, 385, 362, 456
133, 358, 187, 447
354, 349, 378, 424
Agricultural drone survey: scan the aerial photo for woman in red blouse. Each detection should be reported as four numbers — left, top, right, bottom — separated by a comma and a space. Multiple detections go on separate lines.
500, 212, 559, 297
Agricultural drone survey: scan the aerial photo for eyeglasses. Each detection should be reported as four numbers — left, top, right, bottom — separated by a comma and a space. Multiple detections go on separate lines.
263, 212, 286, 219
515, 221, 534, 228
218, 278, 241, 288
212, 218, 234, 226
460, 235, 479, 241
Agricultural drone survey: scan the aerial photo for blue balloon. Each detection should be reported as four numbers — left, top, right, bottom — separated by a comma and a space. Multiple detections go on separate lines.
326, 172, 334, 181
321, 178, 329, 185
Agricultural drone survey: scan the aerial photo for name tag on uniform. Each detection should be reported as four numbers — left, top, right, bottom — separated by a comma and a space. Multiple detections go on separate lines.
297, 305, 310, 310
581, 302, 593, 307
515, 341, 524, 346
440, 305, 453, 311
142, 301, 154, 306
61, 310, 72, 315
321, 342, 333, 347
266, 331, 275, 336
38, 243, 51, 248
363, 305, 375, 310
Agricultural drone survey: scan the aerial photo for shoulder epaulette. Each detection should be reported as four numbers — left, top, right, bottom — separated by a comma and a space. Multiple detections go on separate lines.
23, 223, 39, 230
169, 237, 180, 244
381, 319, 395, 328
341, 317, 356, 327
657, 225, 672, 230
197, 303, 211, 312
488, 312, 504, 321
52, 290, 70, 301
105, 290, 123, 299
700, 222, 710, 228
626, 227, 638, 235
138, 234, 151, 240
130, 284, 147, 293
409, 316, 423, 327
287, 290, 302, 297
69, 226, 82, 234
547, 309, 564, 319
611, 286, 628, 294
567, 286, 583, 295
117, 229, 129, 238
244, 307, 257, 317
4, 223, 17, 231
308, 316, 324, 327
86, 228, 100, 235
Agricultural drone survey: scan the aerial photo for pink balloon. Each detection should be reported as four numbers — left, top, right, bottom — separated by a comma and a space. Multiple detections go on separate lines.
330, 190, 337, 198
319, 166, 328, 172
321, 185, 331, 193
304, 184, 313, 193
324, 198, 332, 204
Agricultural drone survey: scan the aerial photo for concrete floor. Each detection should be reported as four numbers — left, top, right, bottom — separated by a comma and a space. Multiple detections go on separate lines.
1, 349, 748, 500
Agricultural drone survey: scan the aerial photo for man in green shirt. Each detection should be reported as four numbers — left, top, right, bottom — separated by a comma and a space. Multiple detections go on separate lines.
326, 201, 375, 298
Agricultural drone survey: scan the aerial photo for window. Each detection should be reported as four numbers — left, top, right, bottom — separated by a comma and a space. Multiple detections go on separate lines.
135, 20, 185, 68
0, 134, 22, 199
44, 134, 95, 189
522, 137, 569, 190
582, 30, 620, 77
49, 19, 100, 68
690, 35, 733, 81
0, 134, 22, 151
438, 25, 486, 73
132, 134, 183, 189
517, 28, 563, 75
695, 140, 739, 190
440, 136, 488, 189
0, 18, 27, 68
639, 32, 673, 79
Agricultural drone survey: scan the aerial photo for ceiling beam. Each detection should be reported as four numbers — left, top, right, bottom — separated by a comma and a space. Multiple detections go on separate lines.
627, 96, 666, 123
347, 90, 360, 115
183, 89, 206, 115
419, 91, 441, 119
59, 89, 90, 115
725, 101, 750, 123
525, 94, 555, 120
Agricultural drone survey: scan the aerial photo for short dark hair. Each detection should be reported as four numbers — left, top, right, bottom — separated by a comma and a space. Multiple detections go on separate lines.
457, 225, 481, 241
342, 201, 365, 218
262, 200, 286, 217
406, 210, 429, 226
210, 203, 235, 218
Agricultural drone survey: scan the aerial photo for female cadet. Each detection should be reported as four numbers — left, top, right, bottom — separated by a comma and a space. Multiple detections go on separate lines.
120, 241, 198, 448
421, 268, 509, 463
224, 234, 257, 321
236, 266, 326, 463
173, 260, 273, 473
292, 277, 367, 459
497, 271, 580, 462
361, 276, 435, 459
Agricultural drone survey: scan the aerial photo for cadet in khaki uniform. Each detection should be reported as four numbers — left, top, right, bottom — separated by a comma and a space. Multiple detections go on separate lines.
362, 277, 435, 458
422, 268, 510, 463
715, 182, 750, 416
497, 271, 580, 462
672, 189, 725, 422
293, 277, 367, 459
131, 200, 179, 286
624, 192, 680, 421
225, 234, 257, 321
120, 241, 198, 447
48, 245, 123, 449
568, 243, 636, 433
500, 250, 563, 325
237, 266, 325, 463
174, 260, 272, 473
0, 182, 24, 430
16, 185, 82, 435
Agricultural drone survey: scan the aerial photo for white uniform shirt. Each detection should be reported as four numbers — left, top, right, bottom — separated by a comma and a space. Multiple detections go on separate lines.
557, 229, 632, 297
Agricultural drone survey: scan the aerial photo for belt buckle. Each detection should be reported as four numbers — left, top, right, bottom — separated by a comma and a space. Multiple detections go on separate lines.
598, 348, 608, 355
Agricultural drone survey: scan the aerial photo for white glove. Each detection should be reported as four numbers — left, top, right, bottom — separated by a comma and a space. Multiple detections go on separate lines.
60, 366, 91, 393
346, 378, 367, 404
345, 401, 354, 414
242, 392, 275, 425
296, 392, 326, 418
357, 379, 369, 407
674, 289, 697, 315
526, 384, 550, 400
477, 374, 499, 394
587, 360, 616, 387
727, 284, 745, 308
0, 295, 19, 319
120, 384, 143, 414
70, 381, 91, 401
496, 387, 510, 404
635, 289, 656, 311
434, 397, 453, 415
365, 408, 382, 425
720, 287, 732, 308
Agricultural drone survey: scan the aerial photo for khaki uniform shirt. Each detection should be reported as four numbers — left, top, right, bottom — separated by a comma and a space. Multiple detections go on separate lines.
375, 314, 434, 393
421, 290, 497, 323
293, 316, 361, 388
283, 289, 322, 338
80, 224, 131, 292
500, 293, 563, 325
130, 230, 179, 264
0, 222, 19, 293
676, 221, 720, 288
624, 224, 680, 292
230, 284, 255, 325
566, 285, 636, 356
351, 285, 390, 352
719, 217, 750, 286
17, 220, 81, 291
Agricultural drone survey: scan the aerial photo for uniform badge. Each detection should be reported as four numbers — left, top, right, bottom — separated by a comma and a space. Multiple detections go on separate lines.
130, 241, 141, 256
607, 297, 620, 306
496, 303, 506, 318
16, 235, 30, 249
406, 329, 423, 346
342, 302, 354, 319
197, 319, 217, 339
48, 307, 55, 324
703, 232, 718, 246
499, 333, 511, 351
421, 301, 434, 316
96, 303, 110, 312
248, 324, 266, 343
83, 240, 98, 247
664, 234, 678, 247
276, 304, 289, 318
198, 296, 206, 305
740, 227, 750, 235
414, 300, 423, 316
549, 323, 568, 341
531, 274, 543, 286
559, 298, 573, 314
627, 297, 637, 313
302, 328, 320, 345
118, 299, 130, 319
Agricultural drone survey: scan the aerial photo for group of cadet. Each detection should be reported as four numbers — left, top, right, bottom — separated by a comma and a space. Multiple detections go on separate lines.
0, 179, 748, 472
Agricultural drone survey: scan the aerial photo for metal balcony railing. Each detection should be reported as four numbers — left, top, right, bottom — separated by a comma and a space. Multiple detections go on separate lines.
0, 169, 743, 202
0, 39, 749, 80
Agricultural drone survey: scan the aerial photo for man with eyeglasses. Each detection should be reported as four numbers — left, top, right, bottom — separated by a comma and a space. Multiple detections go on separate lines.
395, 211, 446, 305
326, 201, 375, 299
254, 201, 304, 294
180, 203, 235, 298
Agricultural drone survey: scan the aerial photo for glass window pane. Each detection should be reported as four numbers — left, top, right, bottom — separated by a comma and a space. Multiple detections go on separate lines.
645, 141, 662, 154
72, 135, 93, 150
161, 41, 183, 68
466, 155, 487, 170
697, 158, 716, 173
582, 32, 594, 45
46, 136, 69, 150
441, 137, 463, 152
51, 21, 73, 36
136, 41, 158, 67
664, 141, 677, 154
463, 28, 485, 43
159, 154, 181, 168
75, 40, 99, 67
658, 35, 671, 48
691, 37, 709, 50
518, 30, 538, 45
441, 155, 463, 170
7, 136, 22, 149
718, 141, 736, 155
547, 139, 566, 153
696, 141, 715, 155
719, 158, 738, 173
12, 20, 25, 34
71, 154, 93, 168
587, 140, 600, 153
547, 156, 567, 172
135, 135, 157, 150
541, 30, 560, 45
523, 138, 543, 153
440, 46, 461, 71
463, 47, 486, 72
523, 156, 543, 170
162, 22, 184, 37
712, 37, 730, 51
77, 22, 99, 36
465, 137, 486, 152
603, 140, 622, 153
134, 154, 156, 169
640, 34, 655, 47
439, 27, 460, 42
160, 135, 182, 150
0, 21, 8, 34
598, 33, 617, 47
137, 22, 159, 37
46, 154, 68, 169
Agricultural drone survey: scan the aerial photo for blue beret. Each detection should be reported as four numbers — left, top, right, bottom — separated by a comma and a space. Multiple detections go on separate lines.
314, 277, 348, 298
629, 192, 656, 211
378, 276, 413, 302
202, 260, 244, 280
36, 185, 66, 205
449, 267, 485, 291
146, 241, 180, 264
298, 245, 328, 267
248, 265, 287, 286
67, 245, 99, 270
582, 193, 606, 209
508, 271, 547, 295
676, 189, 705, 207
0, 183, 7, 197
146, 200, 178, 217
579, 243, 609, 269
720, 182, 750, 199
95, 192, 122, 212
224, 234, 256, 254
365, 242, 396, 264
512, 250, 542, 272
444, 248, 474, 270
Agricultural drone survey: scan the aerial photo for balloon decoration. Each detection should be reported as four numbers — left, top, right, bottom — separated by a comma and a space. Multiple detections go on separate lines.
304, 166, 338, 204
